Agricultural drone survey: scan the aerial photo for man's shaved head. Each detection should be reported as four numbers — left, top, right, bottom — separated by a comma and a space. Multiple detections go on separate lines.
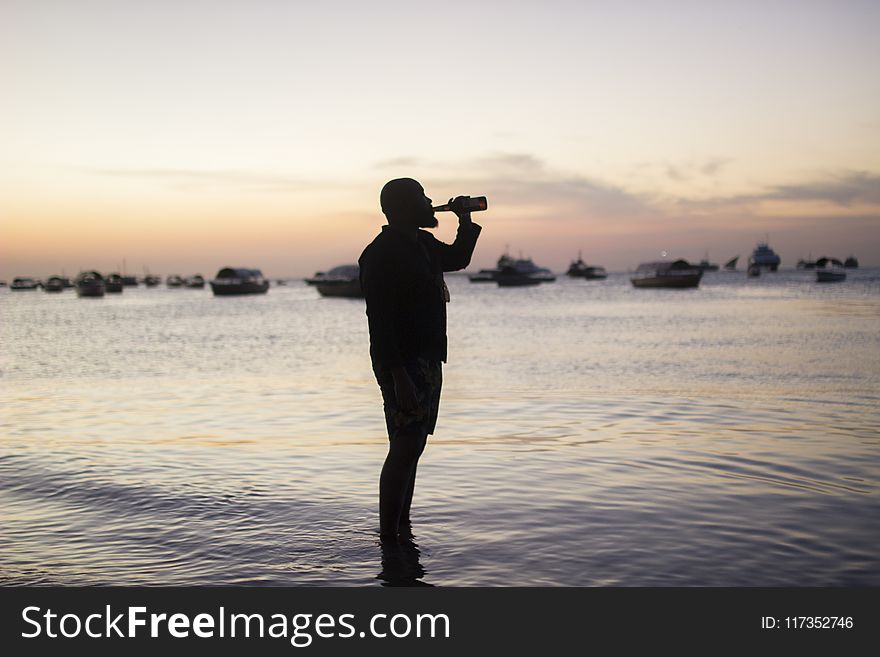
380, 178, 437, 228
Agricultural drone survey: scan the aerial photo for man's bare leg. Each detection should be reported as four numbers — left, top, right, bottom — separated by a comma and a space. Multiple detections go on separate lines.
379, 431, 426, 541
398, 461, 419, 538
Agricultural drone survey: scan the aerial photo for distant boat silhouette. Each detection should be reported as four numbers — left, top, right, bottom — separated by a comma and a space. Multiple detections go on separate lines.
566, 251, 607, 279
751, 241, 780, 271
724, 256, 739, 271
468, 250, 555, 284
467, 268, 497, 283
816, 258, 846, 282
10, 277, 40, 290
306, 264, 363, 298
630, 260, 702, 288
44, 275, 66, 293
696, 252, 719, 271
496, 264, 543, 287
209, 267, 269, 296
75, 271, 106, 297
797, 254, 817, 270
506, 256, 555, 283
105, 273, 124, 293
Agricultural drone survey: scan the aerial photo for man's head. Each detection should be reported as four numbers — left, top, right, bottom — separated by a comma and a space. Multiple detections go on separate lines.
380, 178, 437, 229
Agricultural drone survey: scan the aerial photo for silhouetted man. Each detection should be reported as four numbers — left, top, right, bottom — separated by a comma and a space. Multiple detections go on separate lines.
359, 178, 482, 542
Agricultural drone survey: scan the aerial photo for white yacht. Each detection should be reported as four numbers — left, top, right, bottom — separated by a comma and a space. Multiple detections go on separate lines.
751, 242, 781, 271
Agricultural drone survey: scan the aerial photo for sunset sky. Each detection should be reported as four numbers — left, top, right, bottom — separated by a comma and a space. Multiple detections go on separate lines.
2, 0, 879, 278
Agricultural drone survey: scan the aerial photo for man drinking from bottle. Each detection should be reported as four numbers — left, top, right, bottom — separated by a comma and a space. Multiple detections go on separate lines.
359, 178, 483, 542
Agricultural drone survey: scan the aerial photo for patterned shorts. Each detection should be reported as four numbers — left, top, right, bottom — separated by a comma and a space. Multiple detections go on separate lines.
374, 358, 443, 439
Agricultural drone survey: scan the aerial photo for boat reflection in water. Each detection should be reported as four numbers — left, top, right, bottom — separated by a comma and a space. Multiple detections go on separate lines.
631, 259, 702, 288
209, 267, 270, 296
305, 264, 363, 298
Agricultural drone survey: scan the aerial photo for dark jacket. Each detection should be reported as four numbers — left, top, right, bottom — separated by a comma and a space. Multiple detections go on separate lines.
359, 221, 482, 368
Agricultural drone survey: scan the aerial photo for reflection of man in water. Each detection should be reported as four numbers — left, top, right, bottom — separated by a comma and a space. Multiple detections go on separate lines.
359, 178, 481, 543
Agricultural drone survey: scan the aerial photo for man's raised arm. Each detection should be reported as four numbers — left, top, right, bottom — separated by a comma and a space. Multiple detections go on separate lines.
436, 198, 482, 272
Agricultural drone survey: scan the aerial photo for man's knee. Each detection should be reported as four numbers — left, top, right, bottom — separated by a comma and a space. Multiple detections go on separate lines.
389, 431, 427, 461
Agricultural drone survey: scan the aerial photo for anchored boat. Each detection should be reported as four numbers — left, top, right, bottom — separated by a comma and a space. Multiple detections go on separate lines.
306, 264, 363, 298
751, 242, 781, 271
75, 271, 106, 297
567, 252, 607, 279
815, 258, 847, 283
209, 267, 270, 296
631, 260, 702, 288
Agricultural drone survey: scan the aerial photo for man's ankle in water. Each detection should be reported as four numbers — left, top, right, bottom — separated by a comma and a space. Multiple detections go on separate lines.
380, 530, 400, 544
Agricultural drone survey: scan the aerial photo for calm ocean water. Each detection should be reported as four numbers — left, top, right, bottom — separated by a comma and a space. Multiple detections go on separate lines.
2, 269, 879, 586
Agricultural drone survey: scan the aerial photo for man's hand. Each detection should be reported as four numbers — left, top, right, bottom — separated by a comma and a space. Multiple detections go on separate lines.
448, 196, 472, 225
391, 367, 420, 413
